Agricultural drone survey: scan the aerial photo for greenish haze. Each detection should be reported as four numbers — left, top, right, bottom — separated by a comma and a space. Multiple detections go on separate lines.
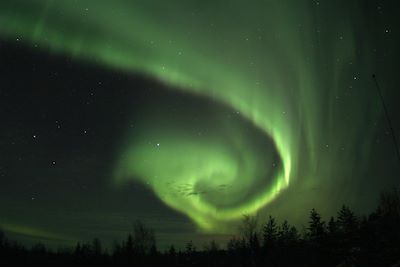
1, 223, 76, 244
0, 0, 380, 233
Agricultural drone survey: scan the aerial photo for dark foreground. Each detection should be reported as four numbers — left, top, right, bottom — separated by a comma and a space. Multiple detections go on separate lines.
1, 188, 400, 267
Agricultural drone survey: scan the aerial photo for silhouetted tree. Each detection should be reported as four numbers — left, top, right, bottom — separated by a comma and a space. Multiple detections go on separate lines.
185, 240, 196, 254
278, 220, 289, 244
288, 225, 300, 244
92, 238, 102, 256
306, 209, 327, 266
369, 188, 400, 265
132, 220, 156, 255
377, 187, 400, 218
1, 188, 400, 267
31, 243, 46, 254
227, 237, 245, 253
337, 205, 358, 235
277, 220, 299, 250
125, 234, 134, 253
327, 216, 338, 236
239, 214, 258, 248
166, 245, 177, 267
168, 245, 176, 256
262, 215, 278, 250
308, 208, 326, 242
0, 229, 4, 247
335, 205, 360, 266
81, 243, 93, 256
204, 240, 219, 253
250, 232, 260, 252
184, 240, 197, 266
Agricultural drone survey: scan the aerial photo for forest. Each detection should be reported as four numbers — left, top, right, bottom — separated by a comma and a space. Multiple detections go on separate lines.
1, 188, 399, 267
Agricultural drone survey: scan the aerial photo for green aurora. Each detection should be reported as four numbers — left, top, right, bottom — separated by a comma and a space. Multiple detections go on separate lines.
0, 0, 391, 236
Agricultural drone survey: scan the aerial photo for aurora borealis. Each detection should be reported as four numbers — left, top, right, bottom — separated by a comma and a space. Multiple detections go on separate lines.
0, 0, 399, 248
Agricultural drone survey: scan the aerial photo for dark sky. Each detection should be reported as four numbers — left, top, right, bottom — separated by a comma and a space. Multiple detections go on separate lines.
0, 0, 399, 249
0, 42, 224, 248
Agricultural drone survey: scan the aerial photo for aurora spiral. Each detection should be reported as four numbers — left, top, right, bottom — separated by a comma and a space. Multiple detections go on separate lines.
0, 0, 382, 232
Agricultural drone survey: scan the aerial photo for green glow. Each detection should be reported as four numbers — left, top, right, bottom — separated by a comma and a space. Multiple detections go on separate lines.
1, 223, 75, 243
0, 1, 378, 231
114, 112, 286, 230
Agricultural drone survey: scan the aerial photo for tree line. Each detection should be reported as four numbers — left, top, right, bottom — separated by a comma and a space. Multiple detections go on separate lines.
1, 188, 399, 267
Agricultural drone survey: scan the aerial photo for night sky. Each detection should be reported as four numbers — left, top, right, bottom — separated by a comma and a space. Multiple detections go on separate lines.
0, 0, 399, 249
